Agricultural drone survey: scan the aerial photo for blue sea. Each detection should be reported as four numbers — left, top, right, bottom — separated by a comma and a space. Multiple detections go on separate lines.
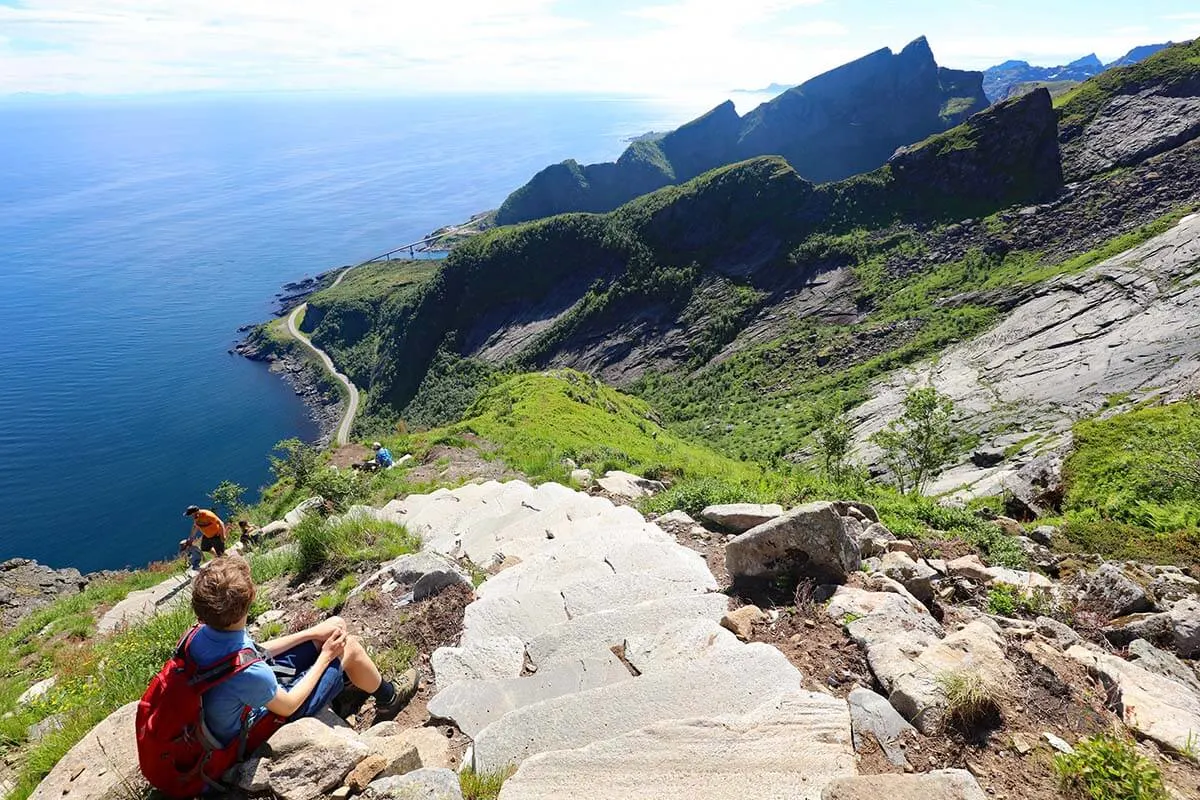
0, 92, 753, 572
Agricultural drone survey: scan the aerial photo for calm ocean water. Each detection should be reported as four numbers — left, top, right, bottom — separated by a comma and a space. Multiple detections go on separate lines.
0, 92, 748, 572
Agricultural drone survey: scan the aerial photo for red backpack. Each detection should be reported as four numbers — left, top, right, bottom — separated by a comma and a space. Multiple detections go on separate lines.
136, 626, 288, 798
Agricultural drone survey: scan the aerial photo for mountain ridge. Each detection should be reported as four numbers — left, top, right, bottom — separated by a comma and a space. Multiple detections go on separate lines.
983, 41, 1173, 101
496, 36, 988, 226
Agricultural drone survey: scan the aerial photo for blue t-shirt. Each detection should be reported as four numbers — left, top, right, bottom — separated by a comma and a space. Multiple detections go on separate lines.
188, 625, 278, 745
376, 448, 394, 467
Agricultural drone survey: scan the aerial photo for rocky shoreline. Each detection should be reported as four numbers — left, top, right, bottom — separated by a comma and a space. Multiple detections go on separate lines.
0, 558, 111, 629
233, 333, 342, 448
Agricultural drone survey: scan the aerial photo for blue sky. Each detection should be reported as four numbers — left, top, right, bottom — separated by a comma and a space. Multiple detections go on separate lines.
1, 0, 1197, 95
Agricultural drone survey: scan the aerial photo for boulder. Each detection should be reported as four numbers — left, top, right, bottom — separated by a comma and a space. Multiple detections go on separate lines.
431, 636, 525, 689
366, 768, 464, 800
1068, 645, 1200, 758
1001, 453, 1063, 519
879, 551, 936, 604
946, 555, 991, 583
264, 717, 372, 800
284, 496, 325, 527
17, 676, 57, 706
1030, 525, 1057, 546
347, 755, 391, 792
596, 471, 664, 500
364, 724, 455, 770
848, 688, 916, 768
699, 503, 784, 533
720, 605, 766, 641
655, 510, 697, 527
888, 621, 1016, 734
1034, 616, 1080, 650
1127, 639, 1200, 694
821, 769, 987, 800
569, 469, 594, 488
260, 519, 292, 537
1171, 597, 1200, 657
725, 502, 861, 585
992, 517, 1023, 537
832, 501, 880, 523
237, 757, 273, 793
386, 552, 473, 601
1149, 571, 1200, 609
1082, 564, 1152, 618
862, 522, 895, 541
971, 448, 1006, 468
1103, 612, 1173, 648
28, 702, 138, 800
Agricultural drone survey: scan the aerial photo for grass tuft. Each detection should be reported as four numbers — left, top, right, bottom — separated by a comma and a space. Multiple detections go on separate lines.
938, 670, 1002, 732
460, 766, 517, 800
293, 515, 420, 576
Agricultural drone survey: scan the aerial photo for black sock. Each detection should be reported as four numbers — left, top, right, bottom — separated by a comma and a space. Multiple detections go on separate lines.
373, 680, 396, 704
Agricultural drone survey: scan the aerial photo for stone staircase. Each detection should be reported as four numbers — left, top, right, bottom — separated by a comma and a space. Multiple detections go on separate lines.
377, 480, 857, 799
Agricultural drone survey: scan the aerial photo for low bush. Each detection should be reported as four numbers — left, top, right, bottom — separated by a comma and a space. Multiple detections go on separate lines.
1054, 733, 1168, 800
937, 670, 1002, 731
315, 575, 358, 612
460, 766, 516, 800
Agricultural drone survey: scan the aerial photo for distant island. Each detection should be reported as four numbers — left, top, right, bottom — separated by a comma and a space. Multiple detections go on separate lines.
732, 82, 794, 95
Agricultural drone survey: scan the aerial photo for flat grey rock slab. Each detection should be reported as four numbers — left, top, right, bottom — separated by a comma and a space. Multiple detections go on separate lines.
560, 572, 717, 618
487, 507, 658, 565
622, 619, 740, 673
699, 503, 784, 533
460, 591, 571, 648
848, 687, 916, 767
498, 690, 854, 800
365, 768, 464, 800
29, 702, 139, 800
472, 642, 803, 773
1068, 644, 1200, 757
526, 593, 730, 669
596, 470, 665, 499
430, 636, 525, 690
97, 573, 192, 634
821, 770, 987, 800
428, 653, 633, 738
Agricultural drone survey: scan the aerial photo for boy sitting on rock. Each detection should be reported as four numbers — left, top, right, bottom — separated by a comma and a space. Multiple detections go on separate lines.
189, 558, 405, 746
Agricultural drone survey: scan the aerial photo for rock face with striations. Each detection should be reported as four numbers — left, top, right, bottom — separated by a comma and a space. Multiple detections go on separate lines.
0, 558, 91, 628
496, 36, 987, 225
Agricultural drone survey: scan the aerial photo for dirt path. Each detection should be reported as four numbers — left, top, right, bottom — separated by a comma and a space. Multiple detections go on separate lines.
285, 266, 359, 446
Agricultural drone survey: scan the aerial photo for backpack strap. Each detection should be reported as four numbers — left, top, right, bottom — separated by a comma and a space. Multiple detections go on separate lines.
178, 631, 265, 692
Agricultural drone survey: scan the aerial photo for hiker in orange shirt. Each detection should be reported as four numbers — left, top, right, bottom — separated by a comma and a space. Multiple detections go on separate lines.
182, 505, 226, 571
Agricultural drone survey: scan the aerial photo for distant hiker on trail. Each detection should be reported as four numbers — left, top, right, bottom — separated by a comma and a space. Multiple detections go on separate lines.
136, 558, 409, 797
182, 505, 226, 571
372, 442, 395, 469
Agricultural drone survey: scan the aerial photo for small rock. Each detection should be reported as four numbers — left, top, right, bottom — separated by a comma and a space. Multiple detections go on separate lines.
569, 469, 594, 488
886, 540, 918, 558
1035, 616, 1080, 650
655, 510, 696, 527
993, 517, 1023, 537
1030, 525, 1057, 546
848, 687, 916, 768
1043, 732, 1074, 754
1083, 563, 1152, 619
365, 768, 464, 800
596, 470, 664, 500
879, 551, 936, 604
330, 787, 352, 800
16, 676, 57, 707
346, 755, 389, 792
1011, 733, 1032, 755
721, 605, 765, 641
257, 609, 286, 625
237, 757, 273, 793
284, 496, 325, 527
947, 554, 991, 583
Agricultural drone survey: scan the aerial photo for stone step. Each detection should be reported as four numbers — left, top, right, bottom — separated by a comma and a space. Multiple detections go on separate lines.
477, 537, 714, 602
497, 690, 854, 800
430, 636, 525, 689
428, 653, 633, 738
531, 594, 731, 670
97, 573, 193, 634
460, 573, 719, 648
407, 481, 534, 550
471, 641, 804, 774
456, 487, 617, 567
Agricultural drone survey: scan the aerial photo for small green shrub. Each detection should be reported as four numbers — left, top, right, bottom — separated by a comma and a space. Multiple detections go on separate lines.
250, 547, 301, 584
938, 670, 1001, 731
1055, 733, 1168, 800
987, 585, 1018, 616
460, 766, 516, 800
372, 642, 419, 676
258, 621, 285, 640
309, 467, 368, 512
315, 575, 358, 612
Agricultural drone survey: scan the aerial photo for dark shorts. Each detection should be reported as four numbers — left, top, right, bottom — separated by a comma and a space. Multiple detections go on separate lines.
200, 536, 226, 556
268, 641, 346, 720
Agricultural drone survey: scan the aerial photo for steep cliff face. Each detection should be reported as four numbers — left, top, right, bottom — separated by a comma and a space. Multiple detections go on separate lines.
495, 37, 988, 226
1057, 39, 1200, 181
367, 93, 1061, 414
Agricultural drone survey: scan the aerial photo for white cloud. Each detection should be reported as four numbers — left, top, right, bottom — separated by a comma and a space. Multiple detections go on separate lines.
780, 20, 849, 38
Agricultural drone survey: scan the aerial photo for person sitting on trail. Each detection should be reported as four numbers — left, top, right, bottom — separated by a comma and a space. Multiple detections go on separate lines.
372, 442, 395, 469
187, 558, 407, 748
183, 505, 226, 571
237, 519, 263, 550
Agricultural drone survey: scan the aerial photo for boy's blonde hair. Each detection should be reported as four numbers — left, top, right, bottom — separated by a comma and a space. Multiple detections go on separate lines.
191, 557, 255, 629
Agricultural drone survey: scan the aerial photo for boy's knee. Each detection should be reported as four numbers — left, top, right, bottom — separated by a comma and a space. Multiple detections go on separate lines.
326, 616, 346, 631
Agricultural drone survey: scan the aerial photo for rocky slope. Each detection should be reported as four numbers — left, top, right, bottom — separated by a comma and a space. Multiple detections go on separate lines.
496, 37, 988, 225
983, 42, 1171, 101
26, 479, 1200, 799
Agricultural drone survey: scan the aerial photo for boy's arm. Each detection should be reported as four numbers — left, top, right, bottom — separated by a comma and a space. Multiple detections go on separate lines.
264, 631, 343, 717
259, 617, 347, 657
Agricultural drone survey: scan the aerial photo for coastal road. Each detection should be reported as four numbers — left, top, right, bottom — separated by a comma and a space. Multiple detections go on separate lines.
286, 267, 359, 446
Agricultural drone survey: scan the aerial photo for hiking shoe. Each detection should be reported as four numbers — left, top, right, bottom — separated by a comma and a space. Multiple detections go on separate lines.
331, 683, 369, 718
374, 667, 420, 721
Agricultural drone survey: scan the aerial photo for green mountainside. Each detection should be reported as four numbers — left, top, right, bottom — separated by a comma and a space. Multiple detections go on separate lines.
496, 37, 988, 226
